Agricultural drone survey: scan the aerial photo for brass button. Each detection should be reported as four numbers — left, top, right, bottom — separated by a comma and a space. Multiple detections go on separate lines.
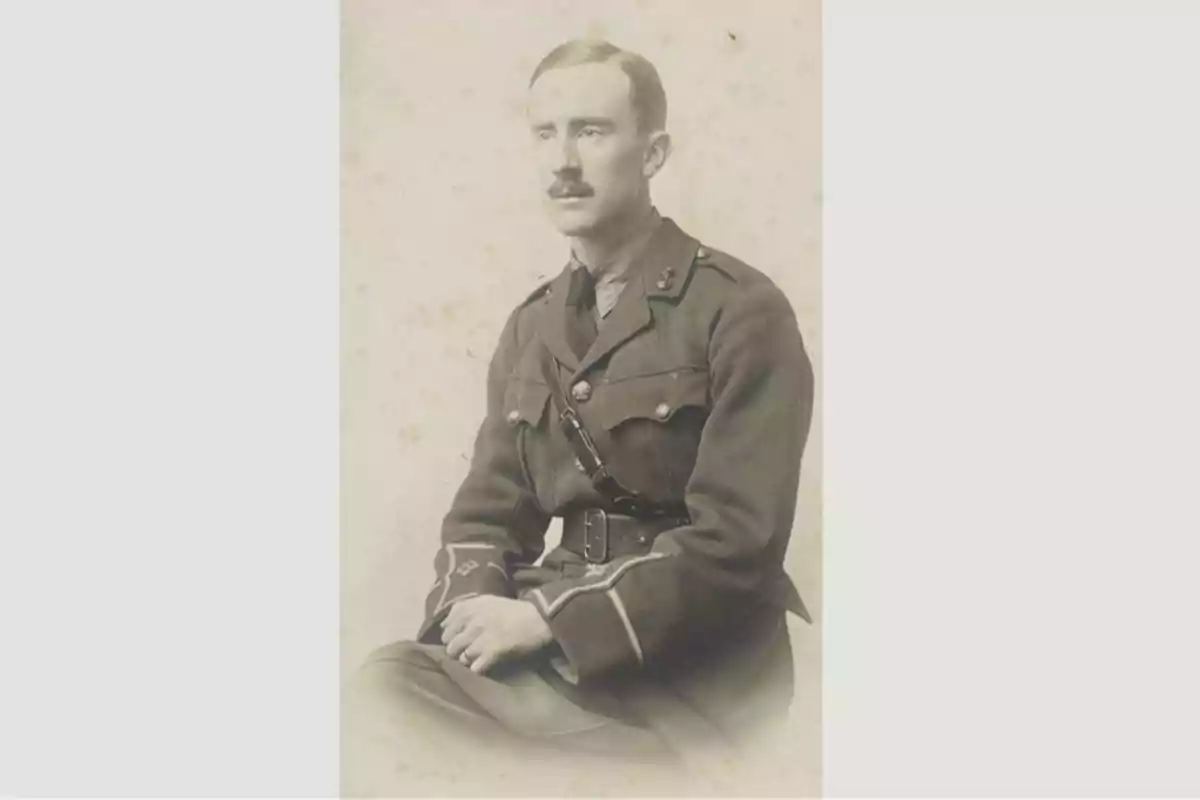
696, 246, 710, 259
654, 402, 671, 420
655, 279, 670, 290
506, 409, 520, 425
571, 380, 592, 402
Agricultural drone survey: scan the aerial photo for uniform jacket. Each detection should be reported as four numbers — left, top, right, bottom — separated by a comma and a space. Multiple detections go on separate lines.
417, 218, 815, 687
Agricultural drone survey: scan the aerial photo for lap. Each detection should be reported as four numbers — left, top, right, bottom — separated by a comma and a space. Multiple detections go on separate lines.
352, 641, 669, 752
344, 642, 698, 796
344, 615, 796, 796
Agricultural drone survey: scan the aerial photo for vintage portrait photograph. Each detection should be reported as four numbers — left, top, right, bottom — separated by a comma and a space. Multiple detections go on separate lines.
341, 1, 822, 795
18, 1, 1200, 798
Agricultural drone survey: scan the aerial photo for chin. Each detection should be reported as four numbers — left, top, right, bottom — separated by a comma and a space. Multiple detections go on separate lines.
551, 200, 632, 238
547, 208, 602, 237
552, 220, 599, 237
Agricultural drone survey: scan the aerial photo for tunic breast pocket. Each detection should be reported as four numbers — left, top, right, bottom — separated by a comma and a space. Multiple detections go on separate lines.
503, 342, 555, 430
589, 368, 711, 501
502, 377, 552, 496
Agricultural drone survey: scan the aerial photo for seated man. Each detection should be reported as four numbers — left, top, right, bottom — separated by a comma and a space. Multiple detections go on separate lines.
344, 39, 815, 796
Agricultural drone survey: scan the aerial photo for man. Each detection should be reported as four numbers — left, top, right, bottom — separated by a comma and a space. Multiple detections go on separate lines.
346, 39, 814, 795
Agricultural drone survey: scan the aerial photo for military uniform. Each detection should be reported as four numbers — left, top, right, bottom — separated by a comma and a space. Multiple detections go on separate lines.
348, 217, 815, 794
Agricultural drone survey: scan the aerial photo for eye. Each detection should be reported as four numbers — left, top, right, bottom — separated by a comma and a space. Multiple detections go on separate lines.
534, 128, 555, 141
577, 127, 603, 138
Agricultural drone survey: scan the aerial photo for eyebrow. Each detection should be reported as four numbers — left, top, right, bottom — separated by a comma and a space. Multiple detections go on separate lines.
529, 117, 617, 132
568, 117, 616, 129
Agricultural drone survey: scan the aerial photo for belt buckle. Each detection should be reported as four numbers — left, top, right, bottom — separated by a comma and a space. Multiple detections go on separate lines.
583, 509, 609, 563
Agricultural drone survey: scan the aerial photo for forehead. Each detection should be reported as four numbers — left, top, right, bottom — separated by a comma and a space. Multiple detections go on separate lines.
527, 62, 636, 124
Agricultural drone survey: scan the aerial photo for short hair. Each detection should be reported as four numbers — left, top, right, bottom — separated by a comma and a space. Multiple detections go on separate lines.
529, 39, 667, 133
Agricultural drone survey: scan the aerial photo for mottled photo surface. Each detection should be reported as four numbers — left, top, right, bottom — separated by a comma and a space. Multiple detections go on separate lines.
342, 1, 821, 795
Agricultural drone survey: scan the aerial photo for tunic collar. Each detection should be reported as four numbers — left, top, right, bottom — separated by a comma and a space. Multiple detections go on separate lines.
567, 208, 663, 318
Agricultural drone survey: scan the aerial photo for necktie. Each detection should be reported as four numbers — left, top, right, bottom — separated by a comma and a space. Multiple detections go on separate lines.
565, 267, 598, 361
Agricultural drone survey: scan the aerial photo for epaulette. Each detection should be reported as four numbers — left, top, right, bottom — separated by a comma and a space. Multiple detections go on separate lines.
692, 245, 741, 283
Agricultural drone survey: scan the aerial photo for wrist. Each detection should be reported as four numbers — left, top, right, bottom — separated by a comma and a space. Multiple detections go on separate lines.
520, 597, 554, 647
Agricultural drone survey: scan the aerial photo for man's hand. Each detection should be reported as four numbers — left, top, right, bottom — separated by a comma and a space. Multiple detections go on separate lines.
441, 595, 554, 674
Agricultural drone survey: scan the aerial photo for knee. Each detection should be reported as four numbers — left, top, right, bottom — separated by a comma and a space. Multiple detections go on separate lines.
360, 639, 433, 671
351, 640, 436, 699
345, 640, 442, 741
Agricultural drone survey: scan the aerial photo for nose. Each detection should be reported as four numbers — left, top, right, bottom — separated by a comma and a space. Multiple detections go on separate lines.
556, 134, 581, 171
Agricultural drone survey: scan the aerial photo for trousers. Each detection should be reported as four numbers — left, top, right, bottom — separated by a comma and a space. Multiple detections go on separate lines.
342, 612, 796, 797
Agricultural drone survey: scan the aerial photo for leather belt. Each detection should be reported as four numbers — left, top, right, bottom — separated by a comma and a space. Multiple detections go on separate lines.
561, 509, 688, 564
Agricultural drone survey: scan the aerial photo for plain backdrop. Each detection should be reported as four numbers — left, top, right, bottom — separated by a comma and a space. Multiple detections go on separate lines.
341, 0, 822, 794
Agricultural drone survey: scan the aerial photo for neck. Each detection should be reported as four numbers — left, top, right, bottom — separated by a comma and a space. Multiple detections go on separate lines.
570, 202, 660, 277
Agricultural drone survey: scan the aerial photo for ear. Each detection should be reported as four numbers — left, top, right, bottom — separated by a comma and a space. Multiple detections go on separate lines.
642, 131, 672, 179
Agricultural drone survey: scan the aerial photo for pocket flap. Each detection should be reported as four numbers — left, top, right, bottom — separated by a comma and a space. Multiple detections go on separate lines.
503, 379, 551, 428
592, 368, 710, 431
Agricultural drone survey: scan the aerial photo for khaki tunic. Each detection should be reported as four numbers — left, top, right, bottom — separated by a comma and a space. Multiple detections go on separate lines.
349, 218, 815, 793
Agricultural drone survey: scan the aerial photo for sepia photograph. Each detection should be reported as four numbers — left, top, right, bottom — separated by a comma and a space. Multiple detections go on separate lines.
13, 1, 1200, 797
341, 1, 822, 795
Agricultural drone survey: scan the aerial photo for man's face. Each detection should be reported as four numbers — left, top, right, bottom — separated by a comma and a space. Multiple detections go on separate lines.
527, 62, 651, 237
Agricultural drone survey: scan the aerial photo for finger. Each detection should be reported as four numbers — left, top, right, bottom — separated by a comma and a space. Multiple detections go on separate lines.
443, 600, 472, 633
470, 648, 499, 674
445, 627, 480, 660
441, 598, 480, 643
463, 636, 487, 662
440, 614, 467, 645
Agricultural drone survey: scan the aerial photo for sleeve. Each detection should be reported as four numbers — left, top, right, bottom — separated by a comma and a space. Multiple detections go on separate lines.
416, 308, 552, 643
523, 281, 814, 681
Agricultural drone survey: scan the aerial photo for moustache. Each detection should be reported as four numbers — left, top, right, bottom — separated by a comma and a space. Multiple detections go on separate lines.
547, 180, 594, 199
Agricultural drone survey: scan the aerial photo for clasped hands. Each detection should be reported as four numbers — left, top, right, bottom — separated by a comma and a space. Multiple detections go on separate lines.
440, 595, 554, 674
